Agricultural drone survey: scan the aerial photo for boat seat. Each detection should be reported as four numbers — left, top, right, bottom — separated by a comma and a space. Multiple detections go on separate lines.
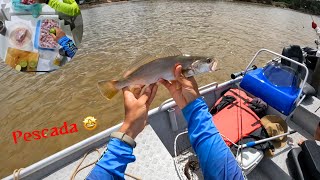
281, 45, 304, 74
302, 82, 316, 96
240, 62, 301, 116
287, 140, 320, 180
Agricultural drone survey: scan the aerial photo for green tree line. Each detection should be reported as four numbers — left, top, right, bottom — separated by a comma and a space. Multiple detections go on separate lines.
238, 0, 320, 14
273, 0, 320, 14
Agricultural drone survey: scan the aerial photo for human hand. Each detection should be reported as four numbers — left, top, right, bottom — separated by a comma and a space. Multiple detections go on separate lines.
50, 28, 66, 42
119, 83, 158, 139
159, 64, 200, 109
312, 21, 317, 29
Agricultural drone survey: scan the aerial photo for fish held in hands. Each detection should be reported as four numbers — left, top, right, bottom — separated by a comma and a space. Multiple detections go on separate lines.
98, 46, 218, 100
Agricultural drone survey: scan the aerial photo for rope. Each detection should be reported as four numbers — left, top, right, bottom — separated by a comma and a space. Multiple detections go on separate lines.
70, 149, 101, 180
173, 130, 189, 180
220, 133, 238, 147
70, 147, 141, 180
124, 173, 142, 180
13, 168, 24, 180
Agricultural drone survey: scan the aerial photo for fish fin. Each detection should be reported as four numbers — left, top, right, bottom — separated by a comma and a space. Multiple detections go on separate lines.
123, 53, 157, 78
97, 80, 119, 100
155, 45, 182, 59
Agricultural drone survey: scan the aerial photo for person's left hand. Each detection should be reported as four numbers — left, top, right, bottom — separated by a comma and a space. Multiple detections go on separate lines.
50, 27, 66, 42
119, 83, 158, 139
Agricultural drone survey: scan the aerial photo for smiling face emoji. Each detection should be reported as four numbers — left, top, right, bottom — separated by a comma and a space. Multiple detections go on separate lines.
83, 116, 97, 131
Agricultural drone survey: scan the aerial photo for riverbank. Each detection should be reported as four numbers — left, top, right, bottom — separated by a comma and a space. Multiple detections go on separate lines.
80, 0, 128, 9
236, 0, 320, 15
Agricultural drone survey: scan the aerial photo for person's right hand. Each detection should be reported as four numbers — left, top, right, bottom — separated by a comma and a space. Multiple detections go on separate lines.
50, 28, 66, 42
159, 64, 200, 109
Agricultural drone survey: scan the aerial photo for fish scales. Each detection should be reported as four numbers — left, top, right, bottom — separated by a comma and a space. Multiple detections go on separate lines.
98, 46, 217, 100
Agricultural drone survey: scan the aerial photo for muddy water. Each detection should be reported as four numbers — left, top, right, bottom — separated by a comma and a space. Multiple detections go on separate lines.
0, 0, 317, 177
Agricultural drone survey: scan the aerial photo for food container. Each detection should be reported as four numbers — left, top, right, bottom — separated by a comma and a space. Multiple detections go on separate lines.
236, 148, 264, 175
11, 0, 42, 18
37, 18, 60, 50
8, 23, 33, 51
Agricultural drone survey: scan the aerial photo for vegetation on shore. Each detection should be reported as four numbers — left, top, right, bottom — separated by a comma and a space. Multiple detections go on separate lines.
237, 0, 320, 15
80, 0, 128, 9
80, 0, 320, 15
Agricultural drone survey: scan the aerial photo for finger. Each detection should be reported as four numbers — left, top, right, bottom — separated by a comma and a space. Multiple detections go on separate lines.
130, 85, 143, 99
55, 27, 61, 33
138, 85, 152, 103
158, 78, 172, 90
50, 33, 56, 41
122, 86, 135, 101
146, 83, 158, 106
175, 65, 195, 87
187, 76, 199, 89
174, 65, 187, 82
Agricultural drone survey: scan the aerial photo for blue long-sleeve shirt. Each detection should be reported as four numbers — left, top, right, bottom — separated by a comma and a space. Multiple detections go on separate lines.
87, 98, 243, 180
182, 98, 243, 179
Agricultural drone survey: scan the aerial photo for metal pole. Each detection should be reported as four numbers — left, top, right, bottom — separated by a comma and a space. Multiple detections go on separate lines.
238, 130, 296, 149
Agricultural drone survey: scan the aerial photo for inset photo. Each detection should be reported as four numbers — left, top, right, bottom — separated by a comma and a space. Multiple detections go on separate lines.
0, 0, 83, 74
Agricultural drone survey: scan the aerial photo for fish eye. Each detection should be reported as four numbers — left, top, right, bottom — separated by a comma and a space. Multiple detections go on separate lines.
206, 58, 212, 63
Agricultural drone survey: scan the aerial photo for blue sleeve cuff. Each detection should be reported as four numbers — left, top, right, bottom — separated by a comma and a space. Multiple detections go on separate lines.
181, 97, 206, 121
86, 138, 135, 179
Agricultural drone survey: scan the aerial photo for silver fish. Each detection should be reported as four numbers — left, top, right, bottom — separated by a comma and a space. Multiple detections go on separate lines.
98, 46, 218, 100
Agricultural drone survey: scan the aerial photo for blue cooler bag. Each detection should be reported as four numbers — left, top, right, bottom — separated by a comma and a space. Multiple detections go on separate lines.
12, 0, 42, 18
240, 63, 300, 115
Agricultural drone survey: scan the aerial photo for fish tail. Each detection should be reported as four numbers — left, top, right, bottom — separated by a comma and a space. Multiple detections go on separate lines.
97, 80, 119, 100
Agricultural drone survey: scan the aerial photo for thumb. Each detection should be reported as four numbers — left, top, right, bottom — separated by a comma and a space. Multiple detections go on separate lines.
139, 85, 152, 104
174, 64, 189, 85
123, 86, 136, 102
50, 33, 57, 41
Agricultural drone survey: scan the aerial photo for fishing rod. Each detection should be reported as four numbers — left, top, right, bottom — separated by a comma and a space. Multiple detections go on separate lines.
238, 130, 297, 149
231, 65, 257, 79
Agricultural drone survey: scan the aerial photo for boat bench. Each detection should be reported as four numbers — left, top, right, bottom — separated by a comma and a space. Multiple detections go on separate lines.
292, 96, 320, 136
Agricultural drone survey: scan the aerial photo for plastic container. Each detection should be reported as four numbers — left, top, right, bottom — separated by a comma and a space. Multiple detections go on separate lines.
236, 148, 264, 175
11, 0, 42, 18
8, 23, 33, 51
37, 18, 60, 50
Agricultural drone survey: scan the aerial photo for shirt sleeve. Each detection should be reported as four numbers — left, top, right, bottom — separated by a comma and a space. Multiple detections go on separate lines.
86, 138, 136, 180
57, 36, 78, 58
181, 98, 244, 180
48, 0, 81, 16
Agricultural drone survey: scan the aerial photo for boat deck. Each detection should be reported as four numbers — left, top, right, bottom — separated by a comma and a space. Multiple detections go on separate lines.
44, 125, 180, 180
44, 117, 312, 180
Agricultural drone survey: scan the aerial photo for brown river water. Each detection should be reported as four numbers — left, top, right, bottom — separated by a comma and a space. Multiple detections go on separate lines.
0, 0, 317, 178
